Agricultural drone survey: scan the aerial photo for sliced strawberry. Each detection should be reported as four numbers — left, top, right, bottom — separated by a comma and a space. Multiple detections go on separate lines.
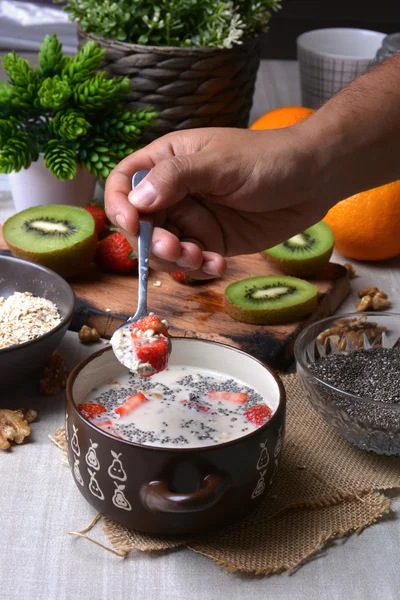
206, 391, 248, 404
78, 402, 106, 419
169, 272, 197, 284
169, 272, 217, 284
244, 405, 272, 427
114, 392, 148, 417
134, 336, 169, 377
131, 314, 168, 337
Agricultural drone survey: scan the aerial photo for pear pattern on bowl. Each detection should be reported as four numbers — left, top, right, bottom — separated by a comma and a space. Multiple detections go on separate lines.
73, 458, 84, 486
108, 451, 127, 482
112, 482, 132, 511
251, 470, 267, 499
65, 413, 69, 443
251, 439, 270, 499
256, 441, 269, 471
85, 440, 100, 471
70, 424, 80, 457
269, 426, 283, 485
87, 468, 104, 501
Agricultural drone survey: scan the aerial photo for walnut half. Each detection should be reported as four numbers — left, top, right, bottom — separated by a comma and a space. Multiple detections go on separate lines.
0, 408, 37, 450
317, 316, 387, 350
78, 325, 100, 344
356, 287, 390, 312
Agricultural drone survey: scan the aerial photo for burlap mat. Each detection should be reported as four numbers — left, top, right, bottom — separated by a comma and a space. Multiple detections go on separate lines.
51, 374, 400, 575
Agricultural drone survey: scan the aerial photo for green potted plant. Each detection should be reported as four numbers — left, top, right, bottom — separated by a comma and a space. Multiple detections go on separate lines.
57, 0, 281, 142
0, 34, 157, 211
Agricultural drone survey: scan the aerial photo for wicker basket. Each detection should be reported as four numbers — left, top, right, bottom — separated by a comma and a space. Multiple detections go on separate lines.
78, 27, 261, 142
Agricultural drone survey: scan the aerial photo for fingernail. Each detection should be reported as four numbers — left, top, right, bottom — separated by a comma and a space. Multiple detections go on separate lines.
128, 180, 157, 208
176, 250, 194, 269
202, 261, 218, 276
115, 213, 127, 231
152, 241, 170, 260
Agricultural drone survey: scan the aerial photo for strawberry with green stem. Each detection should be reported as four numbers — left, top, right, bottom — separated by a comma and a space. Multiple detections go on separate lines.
95, 231, 137, 273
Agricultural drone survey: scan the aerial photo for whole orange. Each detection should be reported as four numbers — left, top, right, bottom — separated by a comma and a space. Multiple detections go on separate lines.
323, 181, 400, 261
249, 106, 314, 130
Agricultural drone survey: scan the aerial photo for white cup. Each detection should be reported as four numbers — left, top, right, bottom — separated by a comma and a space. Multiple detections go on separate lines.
297, 28, 386, 109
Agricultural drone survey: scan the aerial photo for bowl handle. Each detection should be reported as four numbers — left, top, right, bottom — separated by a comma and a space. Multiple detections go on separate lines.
140, 473, 229, 514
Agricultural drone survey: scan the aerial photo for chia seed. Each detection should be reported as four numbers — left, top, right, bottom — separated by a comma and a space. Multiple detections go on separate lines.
83, 368, 270, 449
305, 347, 400, 455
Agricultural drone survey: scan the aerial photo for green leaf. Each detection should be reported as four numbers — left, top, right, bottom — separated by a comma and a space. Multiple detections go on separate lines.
62, 41, 105, 85
44, 139, 77, 180
0, 82, 14, 118
0, 130, 39, 173
0, 117, 18, 146
38, 76, 71, 110
2, 52, 39, 109
98, 107, 158, 141
0, 82, 12, 104
73, 72, 131, 111
38, 34, 65, 77
52, 109, 91, 140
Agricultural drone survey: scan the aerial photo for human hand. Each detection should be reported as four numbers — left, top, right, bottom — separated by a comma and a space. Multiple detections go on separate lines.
105, 125, 328, 279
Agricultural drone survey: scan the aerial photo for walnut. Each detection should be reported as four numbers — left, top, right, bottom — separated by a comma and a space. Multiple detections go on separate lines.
0, 408, 37, 450
356, 287, 390, 312
344, 263, 357, 279
40, 351, 69, 396
78, 325, 100, 344
357, 287, 379, 298
317, 327, 339, 345
356, 295, 373, 312
19, 408, 37, 423
372, 293, 390, 310
317, 316, 387, 349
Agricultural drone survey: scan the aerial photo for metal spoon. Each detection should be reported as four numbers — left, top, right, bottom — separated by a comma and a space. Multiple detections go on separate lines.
110, 169, 171, 372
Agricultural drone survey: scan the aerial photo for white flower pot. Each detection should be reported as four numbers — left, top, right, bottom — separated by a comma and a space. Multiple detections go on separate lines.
8, 155, 97, 212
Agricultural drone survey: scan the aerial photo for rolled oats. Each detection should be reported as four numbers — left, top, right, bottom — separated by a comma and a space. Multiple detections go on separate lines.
0, 292, 61, 350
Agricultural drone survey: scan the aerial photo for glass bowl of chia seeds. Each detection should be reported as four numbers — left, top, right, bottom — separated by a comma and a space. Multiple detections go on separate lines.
294, 312, 400, 456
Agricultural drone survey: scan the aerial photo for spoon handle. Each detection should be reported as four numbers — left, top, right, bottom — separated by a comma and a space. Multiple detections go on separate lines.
132, 170, 152, 319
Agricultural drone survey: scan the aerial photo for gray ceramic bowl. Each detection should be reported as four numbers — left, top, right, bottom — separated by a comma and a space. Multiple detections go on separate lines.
0, 255, 75, 388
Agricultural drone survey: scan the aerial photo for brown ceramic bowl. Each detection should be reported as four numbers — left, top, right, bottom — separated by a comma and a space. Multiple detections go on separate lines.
66, 340, 286, 536
0, 255, 75, 389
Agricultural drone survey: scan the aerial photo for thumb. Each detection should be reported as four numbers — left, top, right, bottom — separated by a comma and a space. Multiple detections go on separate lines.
127, 153, 213, 212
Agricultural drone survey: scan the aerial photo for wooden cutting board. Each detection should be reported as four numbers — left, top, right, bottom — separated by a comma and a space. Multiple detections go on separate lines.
0, 226, 350, 370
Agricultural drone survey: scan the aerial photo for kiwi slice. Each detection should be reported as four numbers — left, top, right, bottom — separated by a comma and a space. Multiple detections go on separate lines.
262, 222, 334, 278
3, 205, 97, 278
224, 275, 318, 325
